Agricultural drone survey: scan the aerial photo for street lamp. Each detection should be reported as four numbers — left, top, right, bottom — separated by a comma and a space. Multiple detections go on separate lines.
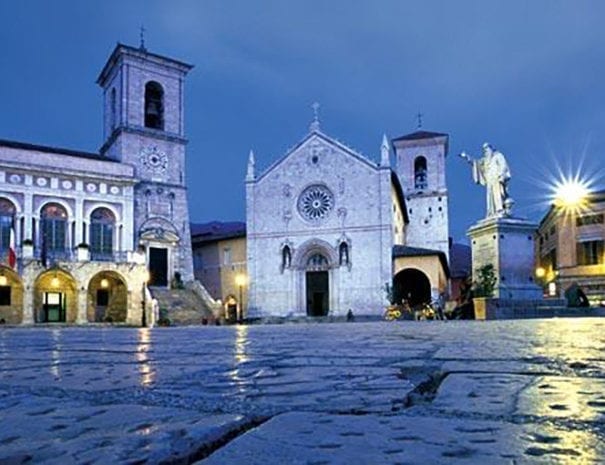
552, 176, 590, 215
141, 270, 150, 327
235, 273, 247, 323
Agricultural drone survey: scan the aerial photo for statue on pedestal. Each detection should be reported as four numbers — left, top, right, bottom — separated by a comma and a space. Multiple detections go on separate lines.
460, 143, 512, 218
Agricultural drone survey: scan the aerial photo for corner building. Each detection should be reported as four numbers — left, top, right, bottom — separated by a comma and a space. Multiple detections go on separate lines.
0, 43, 197, 324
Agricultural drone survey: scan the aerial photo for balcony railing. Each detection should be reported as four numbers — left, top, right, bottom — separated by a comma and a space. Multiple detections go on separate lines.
24, 247, 132, 264
90, 251, 130, 263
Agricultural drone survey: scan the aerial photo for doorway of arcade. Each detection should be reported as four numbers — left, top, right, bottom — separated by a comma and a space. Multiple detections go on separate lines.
43, 292, 65, 322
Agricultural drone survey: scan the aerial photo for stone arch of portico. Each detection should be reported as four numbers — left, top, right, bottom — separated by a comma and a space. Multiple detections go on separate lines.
33, 268, 77, 323
0, 265, 24, 324
393, 268, 432, 307
86, 270, 128, 323
292, 238, 338, 316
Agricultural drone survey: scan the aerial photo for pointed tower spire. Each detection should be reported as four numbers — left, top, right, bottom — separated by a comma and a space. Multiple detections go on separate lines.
246, 149, 256, 181
309, 102, 321, 132
380, 134, 390, 167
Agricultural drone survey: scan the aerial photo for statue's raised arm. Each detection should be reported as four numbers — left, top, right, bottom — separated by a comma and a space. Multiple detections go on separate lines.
459, 142, 512, 218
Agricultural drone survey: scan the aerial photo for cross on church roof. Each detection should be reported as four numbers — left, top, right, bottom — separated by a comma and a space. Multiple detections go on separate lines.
416, 112, 423, 129
139, 25, 147, 51
310, 102, 321, 132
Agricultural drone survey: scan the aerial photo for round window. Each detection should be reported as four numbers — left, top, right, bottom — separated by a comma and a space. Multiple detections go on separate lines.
297, 185, 334, 221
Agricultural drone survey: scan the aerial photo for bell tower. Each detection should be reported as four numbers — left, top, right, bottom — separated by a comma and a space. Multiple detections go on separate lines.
97, 43, 195, 284
393, 130, 450, 261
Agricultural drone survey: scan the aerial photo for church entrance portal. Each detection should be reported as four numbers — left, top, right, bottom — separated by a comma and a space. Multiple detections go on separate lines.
149, 247, 168, 286
393, 268, 431, 307
306, 271, 329, 316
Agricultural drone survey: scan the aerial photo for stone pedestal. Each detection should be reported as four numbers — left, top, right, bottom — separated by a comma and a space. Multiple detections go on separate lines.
468, 216, 542, 300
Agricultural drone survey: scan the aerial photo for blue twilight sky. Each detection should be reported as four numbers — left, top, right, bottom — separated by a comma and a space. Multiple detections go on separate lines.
1, 1, 605, 242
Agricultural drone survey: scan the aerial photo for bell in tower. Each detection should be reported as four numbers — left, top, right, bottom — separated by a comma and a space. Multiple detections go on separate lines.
144, 81, 164, 130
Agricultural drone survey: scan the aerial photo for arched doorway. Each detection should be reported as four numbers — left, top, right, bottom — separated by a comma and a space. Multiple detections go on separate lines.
306, 253, 330, 316
87, 271, 128, 323
224, 295, 238, 323
0, 265, 24, 324
34, 269, 77, 323
393, 268, 431, 307
139, 218, 180, 287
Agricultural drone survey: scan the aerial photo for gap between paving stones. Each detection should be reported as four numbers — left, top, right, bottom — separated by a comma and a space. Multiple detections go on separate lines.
166, 416, 271, 465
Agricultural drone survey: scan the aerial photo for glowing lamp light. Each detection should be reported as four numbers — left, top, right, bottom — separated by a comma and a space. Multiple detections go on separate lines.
100, 278, 109, 289
0, 275, 7, 286
235, 274, 247, 287
553, 178, 589, 209
535, 267, 545, 279
51, 276, 60, 288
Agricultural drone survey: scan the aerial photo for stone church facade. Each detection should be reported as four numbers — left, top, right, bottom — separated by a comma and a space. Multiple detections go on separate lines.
246, 117, 451, 318
0, 43, 196, 325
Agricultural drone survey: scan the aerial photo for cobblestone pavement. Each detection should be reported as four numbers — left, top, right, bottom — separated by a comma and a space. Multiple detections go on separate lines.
2, 319, 605, 464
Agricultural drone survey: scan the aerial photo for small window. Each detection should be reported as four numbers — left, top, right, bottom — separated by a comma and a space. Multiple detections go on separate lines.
110, 88, 117, 131
576, 214, 604, 227
0, 286, 10, 306
577, 240, 603, 266
223, 247, 232, 266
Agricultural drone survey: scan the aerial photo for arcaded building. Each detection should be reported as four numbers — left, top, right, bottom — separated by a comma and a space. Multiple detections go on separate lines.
0, 42, 201, 324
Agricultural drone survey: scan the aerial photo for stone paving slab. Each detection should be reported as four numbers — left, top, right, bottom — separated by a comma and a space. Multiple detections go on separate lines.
0, 396, 248, 465
199, 411, 604, 465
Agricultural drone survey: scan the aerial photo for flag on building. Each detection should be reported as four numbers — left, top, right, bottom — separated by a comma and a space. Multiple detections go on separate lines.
8, 227, 16, 269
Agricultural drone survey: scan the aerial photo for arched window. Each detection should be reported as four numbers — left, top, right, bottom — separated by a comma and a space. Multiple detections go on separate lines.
0, 199, 15, 259
90, 208, 115, 260
339, 242, 349, 266
41, 203, 67, 254
144, 81, 164, 130
307, 253, 329, 271
414, 156, 428, 190
110, 88, 117, 131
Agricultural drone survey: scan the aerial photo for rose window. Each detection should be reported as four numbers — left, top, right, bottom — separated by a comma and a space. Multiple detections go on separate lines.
297, 185, 334, 221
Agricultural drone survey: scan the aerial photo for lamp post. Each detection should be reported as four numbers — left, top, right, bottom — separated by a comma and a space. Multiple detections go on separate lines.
141, 271, 150, 327
235, 273, 247, 323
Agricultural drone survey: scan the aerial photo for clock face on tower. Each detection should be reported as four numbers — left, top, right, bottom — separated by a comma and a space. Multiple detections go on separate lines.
140, 146, 168, 173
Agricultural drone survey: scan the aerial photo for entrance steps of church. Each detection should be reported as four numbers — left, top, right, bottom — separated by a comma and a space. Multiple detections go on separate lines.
149, 282, 220, 326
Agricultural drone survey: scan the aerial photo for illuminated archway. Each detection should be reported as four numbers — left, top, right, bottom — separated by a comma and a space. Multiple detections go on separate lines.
34, 268, 77, 323
87, 271, 128, 323
0, 265, 24, 324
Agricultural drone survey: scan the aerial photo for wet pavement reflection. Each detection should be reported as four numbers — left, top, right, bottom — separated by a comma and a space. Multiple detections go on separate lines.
1, 319, 605, 463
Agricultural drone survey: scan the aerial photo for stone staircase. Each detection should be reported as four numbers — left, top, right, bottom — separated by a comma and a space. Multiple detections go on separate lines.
149, 282, 220, 325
